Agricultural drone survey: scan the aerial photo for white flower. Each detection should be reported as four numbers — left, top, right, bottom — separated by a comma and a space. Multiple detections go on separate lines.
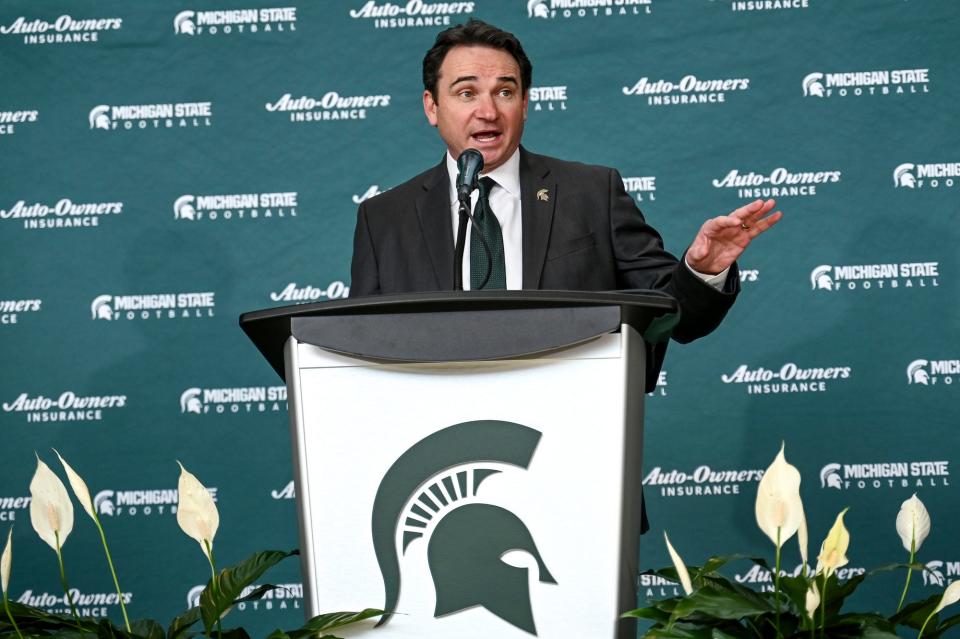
896, 493, 931, 552
29, 456, 74, 551
805, 581, 820, 620
817, 508, 850, 578
1, 528, 12, 594
54, 450, 96, 521
176, 462, 219, 561
663, 532, 693, 595
934, 580, 960, 615
798, 506, 809, 567
755, 443, 804, 548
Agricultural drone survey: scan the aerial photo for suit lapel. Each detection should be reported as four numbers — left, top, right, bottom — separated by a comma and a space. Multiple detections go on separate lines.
416, 159, 455, 290
520, 148, 556, 289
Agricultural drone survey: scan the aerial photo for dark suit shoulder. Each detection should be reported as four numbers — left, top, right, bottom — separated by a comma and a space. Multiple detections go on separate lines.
360, 162, 445, 218
521, 149, 620, 183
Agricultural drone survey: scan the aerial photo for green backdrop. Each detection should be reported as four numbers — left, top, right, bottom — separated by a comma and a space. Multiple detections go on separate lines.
1, 1, 958, 635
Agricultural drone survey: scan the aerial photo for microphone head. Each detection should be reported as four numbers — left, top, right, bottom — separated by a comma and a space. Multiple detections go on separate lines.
456, 148, 484, 199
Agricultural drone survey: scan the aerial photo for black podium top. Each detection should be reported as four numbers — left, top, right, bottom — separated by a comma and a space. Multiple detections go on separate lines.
240, 290, 678, 381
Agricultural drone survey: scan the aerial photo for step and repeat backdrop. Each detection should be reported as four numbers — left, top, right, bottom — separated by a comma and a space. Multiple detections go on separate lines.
1, 0, 958, 635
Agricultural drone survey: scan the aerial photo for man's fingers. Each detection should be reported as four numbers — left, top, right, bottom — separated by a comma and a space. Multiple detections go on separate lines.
745, 210, 783, 236
733, 198, 775, 222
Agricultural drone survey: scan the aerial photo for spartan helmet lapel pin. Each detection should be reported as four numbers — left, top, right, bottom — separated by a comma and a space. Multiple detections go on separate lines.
536, 188, 549, 202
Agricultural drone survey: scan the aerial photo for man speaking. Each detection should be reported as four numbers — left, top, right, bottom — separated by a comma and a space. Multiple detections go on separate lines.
350, 18, 780, 344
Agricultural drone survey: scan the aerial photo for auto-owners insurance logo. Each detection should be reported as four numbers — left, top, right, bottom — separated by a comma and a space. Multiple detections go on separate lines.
373, 420, 556, 635
348, 1, 474, 30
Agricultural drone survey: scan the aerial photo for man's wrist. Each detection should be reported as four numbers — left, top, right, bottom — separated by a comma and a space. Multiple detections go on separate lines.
684, 258, 729, 291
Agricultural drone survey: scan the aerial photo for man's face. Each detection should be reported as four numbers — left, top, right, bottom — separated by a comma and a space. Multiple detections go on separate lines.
424, 45, 528, 173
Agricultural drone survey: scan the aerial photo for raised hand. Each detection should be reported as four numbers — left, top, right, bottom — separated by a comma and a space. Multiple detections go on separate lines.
686, 199, 782, 275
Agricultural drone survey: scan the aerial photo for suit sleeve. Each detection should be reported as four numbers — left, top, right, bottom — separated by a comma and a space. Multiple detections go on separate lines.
350, 202, 381, 297
607, 168, 739, 343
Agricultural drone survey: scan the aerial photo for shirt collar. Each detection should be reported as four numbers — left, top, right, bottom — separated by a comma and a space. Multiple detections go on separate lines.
445, 147, 521, 204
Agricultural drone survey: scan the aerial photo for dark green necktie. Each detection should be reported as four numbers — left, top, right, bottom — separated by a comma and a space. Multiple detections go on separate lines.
470, 176, 506, 290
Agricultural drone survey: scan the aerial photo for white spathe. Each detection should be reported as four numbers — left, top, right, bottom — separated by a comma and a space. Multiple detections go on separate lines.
896, 493, 931, 552
176, 462, 219, 561
29, 456, 74, 552
664, 531, 693, 596
54, 449, 96, 521
755, 443, 804, 549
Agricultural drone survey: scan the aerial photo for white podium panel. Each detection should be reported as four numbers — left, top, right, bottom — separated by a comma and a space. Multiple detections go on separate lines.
284, 328, 646, 639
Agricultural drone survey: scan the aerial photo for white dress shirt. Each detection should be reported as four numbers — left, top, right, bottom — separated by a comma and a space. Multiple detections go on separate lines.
446, 149, 728, 291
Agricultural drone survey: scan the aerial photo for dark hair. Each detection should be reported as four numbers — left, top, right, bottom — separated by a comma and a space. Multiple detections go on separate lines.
422, 18, 533, 100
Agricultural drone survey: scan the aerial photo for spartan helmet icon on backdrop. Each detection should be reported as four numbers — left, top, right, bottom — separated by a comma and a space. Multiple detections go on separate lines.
371, 420, 556, 635
906, 360, 930, 385
174, 11, 197, 35
893, 163, 917, 188
527, 0, 549, 18
802, 73, 825, 97
173, 195, 197, 220
809, 265, 834, 291
88, 105, 111, 130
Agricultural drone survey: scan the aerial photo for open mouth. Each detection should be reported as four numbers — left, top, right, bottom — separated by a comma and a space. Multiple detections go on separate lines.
471, 130, 502, 145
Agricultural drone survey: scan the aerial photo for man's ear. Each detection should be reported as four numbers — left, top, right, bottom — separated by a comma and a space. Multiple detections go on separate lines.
522, 90, 529, 121
423, 89, 438, 127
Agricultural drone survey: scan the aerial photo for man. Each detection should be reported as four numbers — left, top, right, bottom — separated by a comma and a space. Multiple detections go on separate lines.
350, 18, 780, 345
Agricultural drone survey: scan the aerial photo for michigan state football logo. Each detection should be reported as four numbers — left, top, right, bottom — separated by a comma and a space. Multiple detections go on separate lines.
371, 420, 555, 635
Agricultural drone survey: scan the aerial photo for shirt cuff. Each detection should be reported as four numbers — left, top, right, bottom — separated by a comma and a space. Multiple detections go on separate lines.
684, 258, 729, 291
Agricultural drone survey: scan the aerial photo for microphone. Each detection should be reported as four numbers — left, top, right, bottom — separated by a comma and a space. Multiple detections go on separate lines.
452, 148, 488, 291
456, 148, 484, 201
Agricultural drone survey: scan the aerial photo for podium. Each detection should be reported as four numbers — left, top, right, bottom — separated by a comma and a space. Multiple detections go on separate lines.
241, 291, 678, 639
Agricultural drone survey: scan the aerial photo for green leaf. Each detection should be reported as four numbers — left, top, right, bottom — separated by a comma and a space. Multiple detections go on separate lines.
834, 613, 899, 634
621, 605, 672, 624
129, 619, 166, 639
643, 622, 714, 639
280, 609, 385, 639
234, 583, 281, 604
777, 573, 811, 617
166, 606, 201, 639
927, 612, 960, 638
889, 593, 940, 629
199, 549, 298, 634
672, 586, 774, 620
702, 554, 770, 577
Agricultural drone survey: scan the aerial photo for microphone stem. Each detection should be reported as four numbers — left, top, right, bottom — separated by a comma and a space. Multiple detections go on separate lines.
453, 197, 470, 291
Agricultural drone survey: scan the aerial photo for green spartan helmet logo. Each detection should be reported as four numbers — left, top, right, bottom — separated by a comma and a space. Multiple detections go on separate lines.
371, 420, 556, 635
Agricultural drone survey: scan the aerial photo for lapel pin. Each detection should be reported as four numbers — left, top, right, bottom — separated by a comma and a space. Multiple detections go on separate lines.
536, 188, 549, 202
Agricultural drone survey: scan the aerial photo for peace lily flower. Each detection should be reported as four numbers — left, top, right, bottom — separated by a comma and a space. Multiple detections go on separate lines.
177, 462, 223, 636
54, 450, 131, 632
1, 528, 10, 596
29, 456, 74, 551
53, 450, 95, 520
896, 493, 931, 552
2, 528, 24, 639
755, 443, 804, 549
804, 581, 820, 621
919, 580, 960, 638
798, 507, 809, 568
816, 508, 850, 578
896, 493, 931, 611
755, 444, 805, 639
176, 462, 219, 563
28, 456, 79, 620
663, 532, 693, 596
